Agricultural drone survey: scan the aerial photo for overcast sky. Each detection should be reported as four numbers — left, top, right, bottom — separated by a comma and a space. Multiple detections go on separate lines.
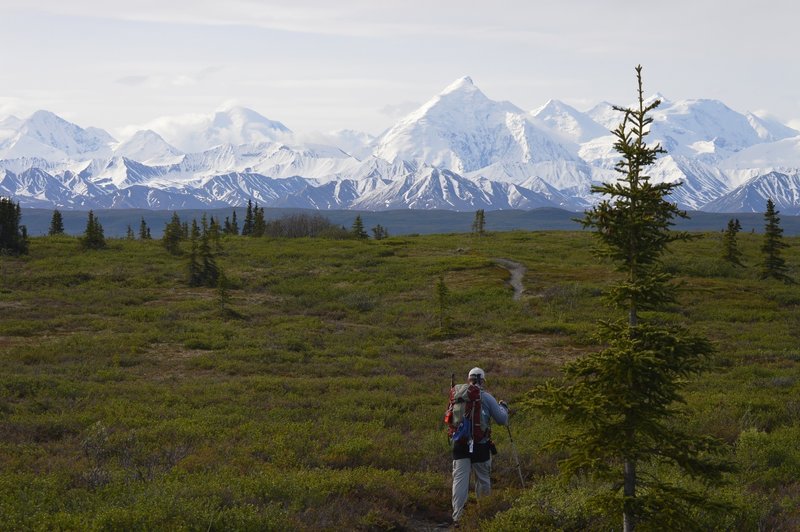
1, 1, 798, 139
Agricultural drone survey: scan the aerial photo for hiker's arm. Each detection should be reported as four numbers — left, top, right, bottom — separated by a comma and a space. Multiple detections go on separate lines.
483, 393, 509, 425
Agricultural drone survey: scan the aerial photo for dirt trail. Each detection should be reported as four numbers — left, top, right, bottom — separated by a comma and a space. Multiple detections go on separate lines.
493, 258, 526, 300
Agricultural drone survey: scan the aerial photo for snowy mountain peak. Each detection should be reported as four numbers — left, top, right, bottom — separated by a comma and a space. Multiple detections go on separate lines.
532, 99, 608, 143
645, 92, 670, 105
441, 76, 476, 94
114, 129, 183, 166
375, 77, 554, 172
0, 109, 115, 161
162, 106, 292, 153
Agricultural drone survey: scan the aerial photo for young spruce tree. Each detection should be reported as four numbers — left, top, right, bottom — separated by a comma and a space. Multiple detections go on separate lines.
162, 212, 183, 255
722, 218, 744, 267
351, 215, 368, 239
760, 199, 791, 282
80, 210, 106, 250
0, 197, 28, 254
48, 209, 65, 236
531, 66, 730, 531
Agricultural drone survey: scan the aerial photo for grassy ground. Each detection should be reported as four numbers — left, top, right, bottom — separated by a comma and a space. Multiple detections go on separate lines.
1, 230, 799, 530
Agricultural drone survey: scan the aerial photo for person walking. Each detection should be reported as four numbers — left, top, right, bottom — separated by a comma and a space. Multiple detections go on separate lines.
448, 367, 509, 526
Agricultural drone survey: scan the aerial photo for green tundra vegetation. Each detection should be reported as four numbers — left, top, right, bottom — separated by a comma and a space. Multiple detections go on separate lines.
1, 228, 799, 530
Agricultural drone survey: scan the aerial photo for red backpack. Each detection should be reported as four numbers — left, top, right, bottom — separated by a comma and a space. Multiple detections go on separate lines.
444, 383, 488, 444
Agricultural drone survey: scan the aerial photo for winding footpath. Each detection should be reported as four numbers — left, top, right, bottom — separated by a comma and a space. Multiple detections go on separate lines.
493, 258, 527, 300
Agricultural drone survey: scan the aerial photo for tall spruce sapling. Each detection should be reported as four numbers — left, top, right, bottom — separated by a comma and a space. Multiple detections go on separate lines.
187, 218, 202, 286
199, 214, 219, 287
760, 199, 792, 282
125, 225, 135, 240
351, 215, 368, 239
435, 274, 450, 332
162, 212, 183, 255
241, 200, 254, 236
80, 210, 106, 250
48, 209, 65, 236
139, 217, 152, 240
0, 197, 28, 255
722, 218, 744, 267
471, 209, 486, 236
0, 197, 28, 254
530, 66, 731, 531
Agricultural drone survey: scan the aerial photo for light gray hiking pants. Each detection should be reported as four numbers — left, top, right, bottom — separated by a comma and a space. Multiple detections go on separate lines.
452, 456, 492, 522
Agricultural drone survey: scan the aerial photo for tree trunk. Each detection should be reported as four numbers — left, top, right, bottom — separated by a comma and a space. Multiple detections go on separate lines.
623, 459, 636, 532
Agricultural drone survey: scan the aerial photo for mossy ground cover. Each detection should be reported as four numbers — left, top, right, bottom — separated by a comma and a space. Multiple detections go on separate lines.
1, 230, 799, 530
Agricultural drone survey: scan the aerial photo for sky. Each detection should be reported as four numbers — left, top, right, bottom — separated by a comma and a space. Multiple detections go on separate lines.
1, 0, 798, 140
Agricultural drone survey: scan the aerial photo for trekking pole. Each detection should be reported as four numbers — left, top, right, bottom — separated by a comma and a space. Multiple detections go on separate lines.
506, 422, 525, 489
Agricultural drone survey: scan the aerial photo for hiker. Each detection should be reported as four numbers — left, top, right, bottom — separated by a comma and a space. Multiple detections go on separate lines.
445, 367, 509, 525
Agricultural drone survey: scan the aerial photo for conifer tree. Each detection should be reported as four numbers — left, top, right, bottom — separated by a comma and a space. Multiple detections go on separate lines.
436, 274, 449, 332
722, 218, 744, 267
80, 210, 106, 250
241, 200, 254, 236
532, 66, 729, 531
198, 214, 219, 287
0, 197, 28, 254
126, 225, 135, 240
230, 210, 239, 235
187, 219, 202, 287
162, 212, 183, 255
253, 205, 266, 237
209, 215, 223, 253
760, 199, 791, 282
139, 217, 152, 240
351, 215, 368, 239
371, 224, 389, 240
471, 209, 486, 236
48, 209, 65, 236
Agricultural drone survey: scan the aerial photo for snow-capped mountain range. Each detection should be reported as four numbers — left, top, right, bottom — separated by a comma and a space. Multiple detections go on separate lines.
3, 76, 800, 213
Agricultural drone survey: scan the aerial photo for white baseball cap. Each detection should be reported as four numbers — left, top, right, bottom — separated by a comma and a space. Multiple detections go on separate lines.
468, 367, 485, 382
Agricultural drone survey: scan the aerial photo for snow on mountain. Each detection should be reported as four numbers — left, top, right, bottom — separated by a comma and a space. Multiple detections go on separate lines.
586, 101, 622, 131
3, 79, 800, 214
0, 167, 80, 208
531, 99, 608, 143
159, 106, 292, 153
719, 135, 800, 187
374, 77, 582, 176
312, 129, 376, 159
702, 171, 800, 215
0, 111, 115, 161
648, 155, 730, 209
746, 112, 799, 142
648, 99, 767, 162
114, 130, 184, 166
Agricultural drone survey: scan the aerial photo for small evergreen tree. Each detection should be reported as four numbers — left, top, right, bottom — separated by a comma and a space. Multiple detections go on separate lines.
209, 215, 223, 253
198, 214, 219, 287
721, 218, 744, 267
471, 209, 486, 236
125, 225, 135, 240
252, 205, 266, 237
760, 198, 791, 282
162, 212, 183, 255
139, 217, 152, 240
187, 219, 202, 287
48, 209, 65, 236
371, 224, 389, 240
0, 197, 28, 254
436, 274, 449, 332
351, 215, 368, 239
532, 66, 730, 531
80, 210, 106, 250
230, 211, 239, 235
216, 268, 231, 317
241, 200, 254, 236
